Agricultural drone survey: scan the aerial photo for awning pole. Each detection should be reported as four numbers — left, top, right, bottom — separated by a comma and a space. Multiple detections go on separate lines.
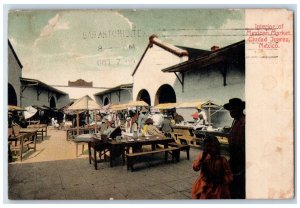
208, 105, 211, 126
76, 112, 79, 135
94, 111, 97, 133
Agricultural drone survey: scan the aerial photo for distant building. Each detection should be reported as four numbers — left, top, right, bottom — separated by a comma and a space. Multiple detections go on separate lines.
20, 77, 69, 109
53, 79, 106, 101
94, 83, 133, 105
68, 79, 93, 87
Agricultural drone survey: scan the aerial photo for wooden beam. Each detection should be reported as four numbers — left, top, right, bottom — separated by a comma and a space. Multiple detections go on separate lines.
174, 72, 184, 92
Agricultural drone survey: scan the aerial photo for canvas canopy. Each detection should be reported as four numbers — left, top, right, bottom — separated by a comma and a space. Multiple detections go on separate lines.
66, 95, 102, 134
176, 101, 205, 109
67, 95, 101, 111
176, 100, 222, 109
8, 105, 25, 112
175, 100, 223, 125
110, 103, 128, 111
126, 100, 149, 107
153, 103, 177, 110
24, 106, 38, 119
201, 101, 223, 109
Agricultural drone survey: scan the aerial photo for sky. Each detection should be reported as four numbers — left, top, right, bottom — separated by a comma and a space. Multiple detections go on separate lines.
8, 9, 245, 87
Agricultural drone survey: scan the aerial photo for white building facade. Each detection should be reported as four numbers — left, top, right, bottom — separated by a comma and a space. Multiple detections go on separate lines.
132, 36, 245, 127
132, 35, 189, 106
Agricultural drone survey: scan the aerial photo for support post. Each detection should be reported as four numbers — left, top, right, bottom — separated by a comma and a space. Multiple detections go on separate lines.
174, 72, 184, 92
221, 63, 228, 86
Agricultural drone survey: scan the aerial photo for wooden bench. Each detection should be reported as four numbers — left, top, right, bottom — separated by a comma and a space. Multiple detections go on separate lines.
126, 147, 180, 172
27, 124, 47, 139
172, 128, 200, 147
168, 142, 190, 160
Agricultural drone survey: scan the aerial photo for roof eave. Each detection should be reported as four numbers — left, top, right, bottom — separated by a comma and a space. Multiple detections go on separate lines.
20, 78, 67, 95
94, 83, 133, 96
8, 39, 23, 69
162, 40, 245, 73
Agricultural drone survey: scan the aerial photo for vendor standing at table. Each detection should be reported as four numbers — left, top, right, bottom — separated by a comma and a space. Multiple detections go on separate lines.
197, 108, 207, 125
223, 98, 245, 199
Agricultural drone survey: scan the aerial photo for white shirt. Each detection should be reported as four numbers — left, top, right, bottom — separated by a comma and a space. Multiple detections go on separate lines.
151, 113, 164, 128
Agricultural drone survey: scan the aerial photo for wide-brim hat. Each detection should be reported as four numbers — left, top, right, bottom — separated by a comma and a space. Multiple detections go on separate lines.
223, 98, 245, 110
145, 118, 154, 124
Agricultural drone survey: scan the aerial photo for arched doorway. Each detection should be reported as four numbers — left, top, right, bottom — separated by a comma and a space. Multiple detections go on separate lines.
155, 84, 176, 105
49, 96, 56, 108
8, 83, 17, 106
136, 89, 151, 106
103, 97, 110, 106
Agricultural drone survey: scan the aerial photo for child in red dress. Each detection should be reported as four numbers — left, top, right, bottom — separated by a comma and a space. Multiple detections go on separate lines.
192, 135, 233, 199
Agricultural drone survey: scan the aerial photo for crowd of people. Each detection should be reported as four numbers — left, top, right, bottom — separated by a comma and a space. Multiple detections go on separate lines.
93, 98, 246, 199
9, 97, 246, 200
99, 107, 178, 137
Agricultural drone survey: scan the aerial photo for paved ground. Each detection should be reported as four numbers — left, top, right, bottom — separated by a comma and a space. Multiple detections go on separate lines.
8, 128, 203, 200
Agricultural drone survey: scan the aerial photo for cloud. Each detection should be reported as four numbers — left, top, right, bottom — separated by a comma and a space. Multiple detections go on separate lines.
219, 18, 244, 30
115, 12, 133, 29
33, 14, 70, 47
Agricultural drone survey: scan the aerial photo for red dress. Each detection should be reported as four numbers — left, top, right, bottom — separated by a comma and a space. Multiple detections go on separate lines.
192, 152, 233, 199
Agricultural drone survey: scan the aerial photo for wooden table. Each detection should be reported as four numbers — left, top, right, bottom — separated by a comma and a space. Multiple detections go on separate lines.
88, 135, 175, 169
121, 136, 178, 171
121, 135, 174, 153
66, 126, 101, 140
109, 135, 175, 167
20, 128, 38, 151
27, 124, 47, 140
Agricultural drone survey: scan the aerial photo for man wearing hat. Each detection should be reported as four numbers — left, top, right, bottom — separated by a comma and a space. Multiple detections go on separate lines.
223, 98, 245, 199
